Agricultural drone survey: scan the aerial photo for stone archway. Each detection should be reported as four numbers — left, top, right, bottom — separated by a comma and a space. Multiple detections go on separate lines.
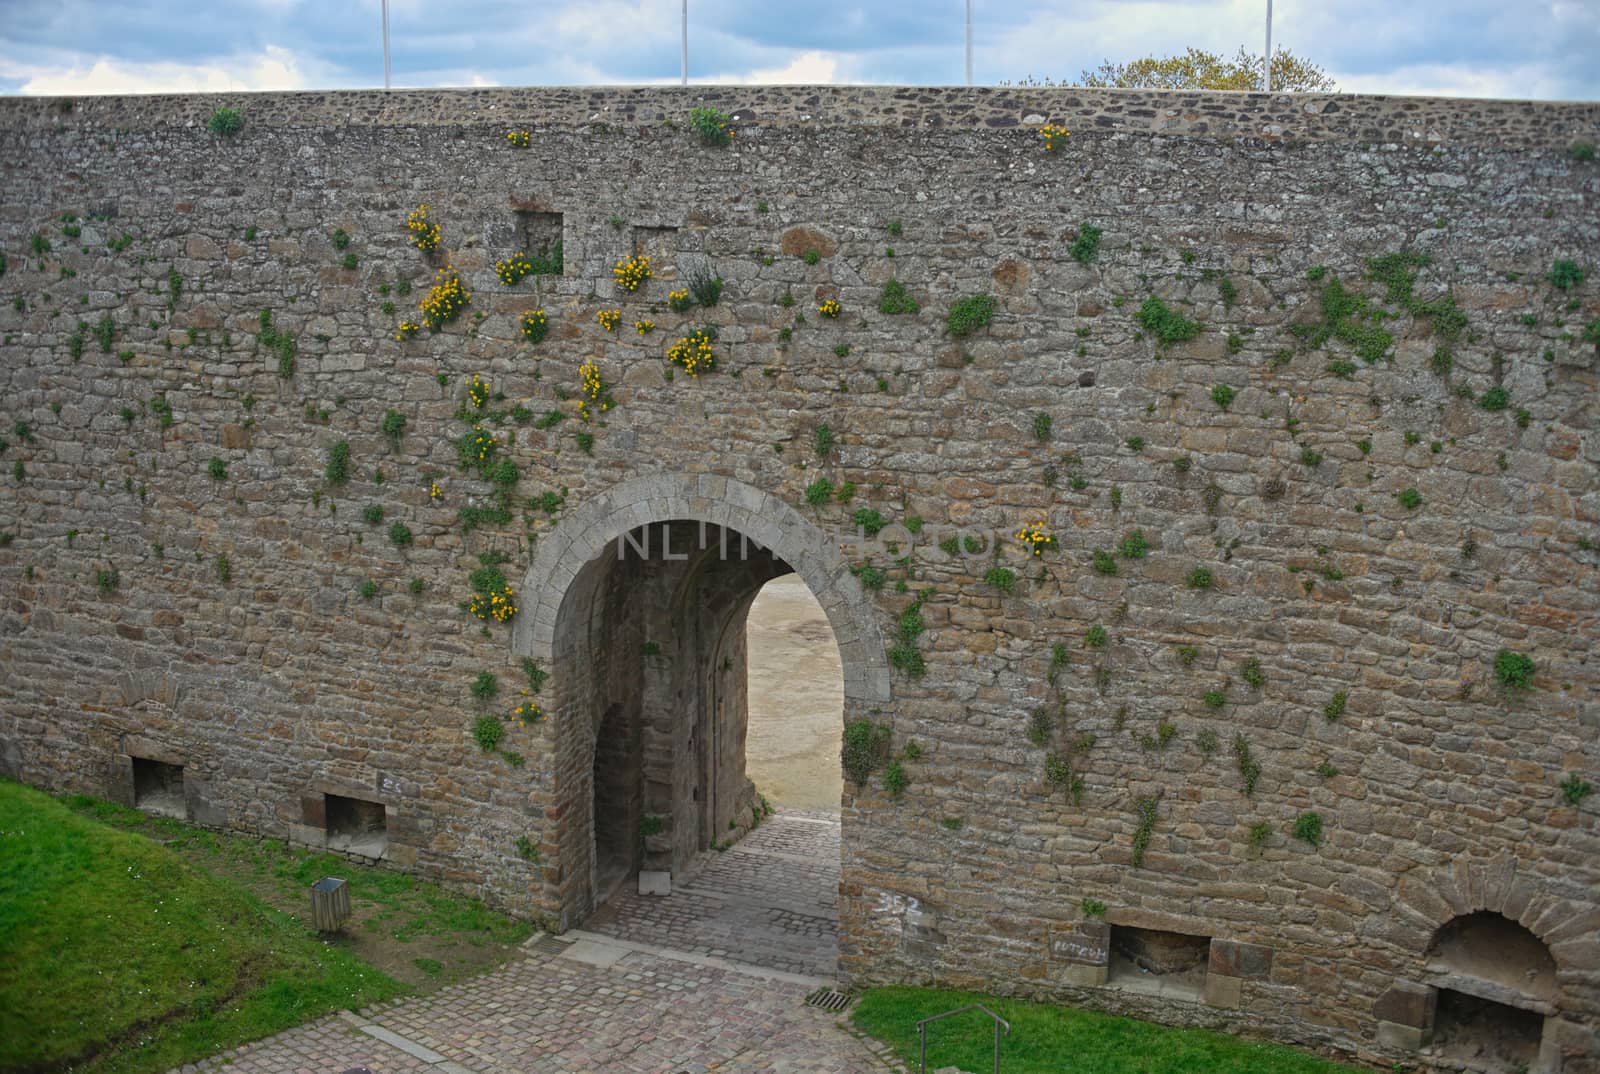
511, 473, 890, 930
1375, 858, 1597, 1071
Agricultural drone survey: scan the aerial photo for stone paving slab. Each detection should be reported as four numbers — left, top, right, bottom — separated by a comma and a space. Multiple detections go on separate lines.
178, 943, 901, 1074
585, 813, 841, 979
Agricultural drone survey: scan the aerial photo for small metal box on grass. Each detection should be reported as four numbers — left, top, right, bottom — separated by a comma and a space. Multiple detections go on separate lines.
311, 876, 351, 932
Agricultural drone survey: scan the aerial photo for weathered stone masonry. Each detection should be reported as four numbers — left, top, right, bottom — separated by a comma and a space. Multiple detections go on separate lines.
0, 86, 1597, 1070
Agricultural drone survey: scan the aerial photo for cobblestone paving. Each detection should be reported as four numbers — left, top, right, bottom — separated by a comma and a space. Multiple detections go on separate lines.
586, 813, 841, 978
179, 942, 900, 1074
177, 812, 883, 1074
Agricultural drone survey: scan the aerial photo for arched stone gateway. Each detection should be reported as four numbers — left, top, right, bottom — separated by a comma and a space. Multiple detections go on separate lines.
512, 473, 890, 928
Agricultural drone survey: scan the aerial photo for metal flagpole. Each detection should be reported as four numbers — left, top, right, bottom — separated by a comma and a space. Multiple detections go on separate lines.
965, 0, 972, 85
1263, 0, 1272, 92
382, 0, 391, 90
682, 0, 688, 86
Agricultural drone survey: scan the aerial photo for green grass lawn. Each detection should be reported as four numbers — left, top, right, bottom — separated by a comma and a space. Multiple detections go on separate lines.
0, 779, 406, 1074
852, 986, 1366, 1074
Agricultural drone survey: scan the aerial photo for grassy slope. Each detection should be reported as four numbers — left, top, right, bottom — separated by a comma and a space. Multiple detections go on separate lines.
0, 780, 405, 1074
852, 986, 1366, 1074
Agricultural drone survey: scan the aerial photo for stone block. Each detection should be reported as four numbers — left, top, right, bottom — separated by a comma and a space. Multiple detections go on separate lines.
1373, 981, 1436, 1029
638, 870, 671, 896
1209, 939, 1274, 979
1376, 1020, 1431, 1051
1203, 973, 1243, 1008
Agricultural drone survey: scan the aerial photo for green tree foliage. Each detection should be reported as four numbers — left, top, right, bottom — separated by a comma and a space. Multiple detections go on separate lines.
1015, 47, 1336, 93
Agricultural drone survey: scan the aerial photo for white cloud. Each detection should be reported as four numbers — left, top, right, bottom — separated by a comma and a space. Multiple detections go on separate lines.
1335, 62, 1568, 101
2, 45, 325, 95
702, 49, 845, 85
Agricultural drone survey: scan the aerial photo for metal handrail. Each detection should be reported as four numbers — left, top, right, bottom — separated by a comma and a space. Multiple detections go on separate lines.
915, 1003, 1011, 1074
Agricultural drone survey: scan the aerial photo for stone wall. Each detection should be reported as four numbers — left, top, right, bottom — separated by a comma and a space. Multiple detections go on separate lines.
0, 85, 1597, 1071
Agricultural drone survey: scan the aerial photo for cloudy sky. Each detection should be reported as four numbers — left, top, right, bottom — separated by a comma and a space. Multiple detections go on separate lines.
1, 0, 1596, 100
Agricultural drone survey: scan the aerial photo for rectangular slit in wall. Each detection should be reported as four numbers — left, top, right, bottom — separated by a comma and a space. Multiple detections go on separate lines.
1108, 925, 1210, 999
513, 210, 564, 275
1432, 988, 1543, 1071
131, 757, 186, 818
324, 793, 388, 857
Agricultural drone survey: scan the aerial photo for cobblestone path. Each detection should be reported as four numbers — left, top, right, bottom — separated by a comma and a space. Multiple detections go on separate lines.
174, 813, 892, 1074
585, 812, 841, 978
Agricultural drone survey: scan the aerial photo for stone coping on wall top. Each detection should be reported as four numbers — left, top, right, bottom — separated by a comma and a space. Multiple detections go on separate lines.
2, 84, 1596, 149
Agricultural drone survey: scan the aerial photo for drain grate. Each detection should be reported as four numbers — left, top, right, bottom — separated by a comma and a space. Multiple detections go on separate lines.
805, 987, 854, 1012
532, 933, 575, 955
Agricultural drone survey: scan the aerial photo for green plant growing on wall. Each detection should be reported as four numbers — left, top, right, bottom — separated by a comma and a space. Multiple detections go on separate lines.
1233, 735, 1261, 796
1323, 690, 1348, 721
853, 508, 886, 536
1136, 297, 1200, 349
1479, 386, 1509, 412
1240, 658, 1265, 689
1571, 141, 1597, 161
472, 714, 505, 752
206, 457, 227, 481
945, 294, 995, 338
207, 107, 243, 137
470, 671, 498, 701
388, 521, 413, 547
883, 760, 909, 799
1080, 897, 1107, 917
1129, 796, 1159, 867
1546, 259, 1584, 290
95, 567, 120, 595
1210, 383, 1236, 410
1032, 412, 1052, 442
688, 107, 732, 146
1195, 729, 1219, 755
814, 423, 834, 457
1118, 530, 1147, 559
515, 836, 540, 862
361, 504, 384, 525
381, 410, 407, 445
878, 279, 920, 315
852, 562, 886, 591
985, 566, 1016, 593
1026, 707, 1054, 747
842, 719, 893, 785
1247, 822, 1272, 852
1091, 550, 1117, 576
804, 478, 834, 506
887, 593, 929, 679
1395, 487, 1422, 510
1069, 223, 1102, 264
1044, 753, 1084, 804
1292, 812, 1324, 848
1084, 625, 1108, 649
325, 441, 351, 486
1217, 276, 1238, 308
215, 553, 232, 584
1559, 774, 1593, 806
94, 314, 114, 353
1186, 566, 1214, 590
1494, 649, 1535, 693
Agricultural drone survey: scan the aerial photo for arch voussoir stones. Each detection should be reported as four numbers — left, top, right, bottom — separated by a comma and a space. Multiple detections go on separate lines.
512, 472, 891, 706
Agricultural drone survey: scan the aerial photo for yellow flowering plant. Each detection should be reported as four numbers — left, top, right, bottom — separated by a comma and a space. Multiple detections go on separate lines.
1039, 124, 1071, 152
395, 320, 421, 340
456, 424, 498, 478
597, 308, 621, 332
512, 698, 544, 724
418, 268, 470, 330
506, 130, 530, 148
818, 299, 841, 319
406, 203, 441, 251
1014, 522, 1058, 556
496, 252, 535, 285
430, 479, 444, 500
667, 288, 692, 313
577, 360, 614, 421
665, 328, 718, 377
520, 309, 548, 344
467, 558, 518, 625
613, 254, 652, 292
634, 319, 656, 336
467, 373, 490, 410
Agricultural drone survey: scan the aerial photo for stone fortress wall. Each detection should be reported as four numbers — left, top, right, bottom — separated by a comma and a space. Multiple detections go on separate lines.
0, 84, 1597, 1071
